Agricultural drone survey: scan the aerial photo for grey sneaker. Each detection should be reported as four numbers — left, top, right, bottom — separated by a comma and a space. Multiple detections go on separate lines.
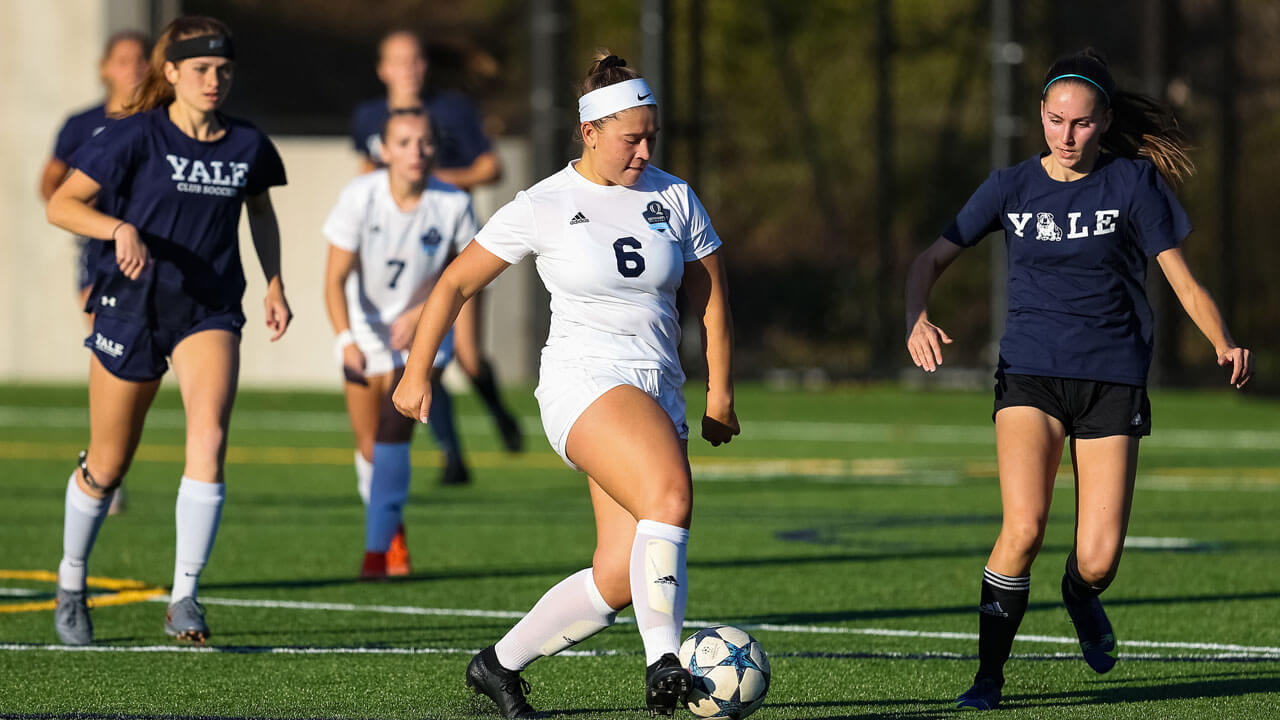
54, 588, 92, 645
164, 596, 210, 643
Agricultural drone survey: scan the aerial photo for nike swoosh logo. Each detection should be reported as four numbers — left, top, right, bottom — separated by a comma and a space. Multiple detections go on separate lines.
637, 93, 652, 100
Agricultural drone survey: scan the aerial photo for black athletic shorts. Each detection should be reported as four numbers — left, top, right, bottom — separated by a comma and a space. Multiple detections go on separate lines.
993, 371, 1151, 439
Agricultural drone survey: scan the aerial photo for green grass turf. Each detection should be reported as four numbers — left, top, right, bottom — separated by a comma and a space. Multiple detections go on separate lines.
1, 382, 1278, 718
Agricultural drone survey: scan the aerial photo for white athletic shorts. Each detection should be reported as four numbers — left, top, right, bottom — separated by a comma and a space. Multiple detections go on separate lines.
535, 357, 689, 470
344, 328, 455, 378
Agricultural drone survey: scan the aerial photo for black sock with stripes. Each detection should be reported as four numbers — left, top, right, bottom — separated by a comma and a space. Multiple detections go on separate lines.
1062, 550, 1108, 604
976, 567, 1030, 684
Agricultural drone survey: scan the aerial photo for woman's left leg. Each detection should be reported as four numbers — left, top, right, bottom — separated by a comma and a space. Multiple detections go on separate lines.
165, 329, 240, 642
1064, 435, 1139, 673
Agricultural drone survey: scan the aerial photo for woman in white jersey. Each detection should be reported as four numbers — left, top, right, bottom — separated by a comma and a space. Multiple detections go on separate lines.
323, 108, 478, 580
393, 52, 738, 718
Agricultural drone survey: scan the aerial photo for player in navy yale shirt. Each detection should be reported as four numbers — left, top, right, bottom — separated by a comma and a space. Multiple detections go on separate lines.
40, 30, 150, 321
905, 50, 1253, 710
45, 16, 291, 647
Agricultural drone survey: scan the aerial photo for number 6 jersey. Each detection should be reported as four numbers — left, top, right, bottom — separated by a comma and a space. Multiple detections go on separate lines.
474, 161, 722, 380
323, 170, 478, 351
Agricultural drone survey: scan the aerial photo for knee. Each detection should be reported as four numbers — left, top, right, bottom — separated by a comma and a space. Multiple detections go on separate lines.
639, 472, 693, 527
1073, 549, 1119, 588
187, 424, 228, 457
81, 451, 129, 494
998, 519, 1048, 559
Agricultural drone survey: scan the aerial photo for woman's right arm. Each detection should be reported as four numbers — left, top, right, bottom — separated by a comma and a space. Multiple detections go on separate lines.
904, 237, 965, 372
47, 170, 148, 280
393, 242, 510, 422
324, 245, 367, 383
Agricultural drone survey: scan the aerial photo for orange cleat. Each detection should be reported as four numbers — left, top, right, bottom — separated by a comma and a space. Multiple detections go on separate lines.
387, 524, 412, 577
360, 551, 387, 581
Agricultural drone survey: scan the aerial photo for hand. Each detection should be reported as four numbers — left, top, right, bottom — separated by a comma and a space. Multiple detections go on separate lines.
341, 343, 368, 386
113, 223, 149, 280
702, 392, 740, 447
263, 281, 292, 342
1218, 346, 1253, 389
389, 307, 420, 351
907, 316, 953, 372
392, 370, 433, 423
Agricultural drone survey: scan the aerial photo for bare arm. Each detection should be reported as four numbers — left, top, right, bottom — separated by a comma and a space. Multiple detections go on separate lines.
432, 151, 502, 191
324, 244, 368, 383
1156, 247, 1253, 388
245, 191, 291, 341
393, 242, 510, 421
39, 157, 69, 202
904, 237, 966, 372
47, 169, 148, 280
682, 250, 738, 446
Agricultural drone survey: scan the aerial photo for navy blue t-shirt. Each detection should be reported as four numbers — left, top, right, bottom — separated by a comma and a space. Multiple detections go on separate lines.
72, 107, 287, 319
350, 91, 492, 170
943, 153, 1191, 387
54, 104, 112, 164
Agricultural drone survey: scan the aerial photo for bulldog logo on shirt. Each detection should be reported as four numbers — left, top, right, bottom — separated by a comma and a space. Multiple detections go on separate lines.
1035, 212, 1063, 242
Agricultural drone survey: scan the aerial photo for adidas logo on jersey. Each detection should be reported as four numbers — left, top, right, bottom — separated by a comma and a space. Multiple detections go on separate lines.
569, 212, 590, 225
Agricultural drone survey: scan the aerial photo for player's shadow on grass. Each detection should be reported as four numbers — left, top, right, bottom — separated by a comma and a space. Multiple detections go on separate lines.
728, 588, 1280, 625
758, 698, 954, 720
1004, 669, 1280, 710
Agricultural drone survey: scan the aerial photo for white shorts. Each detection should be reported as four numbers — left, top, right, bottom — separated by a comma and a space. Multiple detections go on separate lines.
346, 328, 455, 378
535, 358, 689, 470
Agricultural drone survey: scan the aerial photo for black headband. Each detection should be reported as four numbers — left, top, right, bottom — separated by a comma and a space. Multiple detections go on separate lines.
1042, 54, 1115, 106
165, 34, 234, 63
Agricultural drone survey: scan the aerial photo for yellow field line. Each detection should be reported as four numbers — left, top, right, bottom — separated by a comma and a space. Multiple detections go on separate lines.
0, 569, 166, 614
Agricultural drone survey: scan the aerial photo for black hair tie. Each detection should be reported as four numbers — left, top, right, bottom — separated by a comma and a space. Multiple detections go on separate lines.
600, 55, 627, 70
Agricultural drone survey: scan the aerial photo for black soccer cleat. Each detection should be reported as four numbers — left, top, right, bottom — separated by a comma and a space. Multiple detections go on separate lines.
494, 409, 524, 454
644, 653, 691, 717
1062, 575, 1117, 674
465, 646, 539, 719
440, 454, 471, 486
955, 674, 1003, 711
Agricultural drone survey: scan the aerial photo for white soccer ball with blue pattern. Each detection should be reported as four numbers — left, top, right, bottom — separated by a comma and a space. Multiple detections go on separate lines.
678, 625, 771, 719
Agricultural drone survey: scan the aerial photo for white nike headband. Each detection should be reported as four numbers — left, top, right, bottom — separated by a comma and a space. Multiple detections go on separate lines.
578, 78, 657, 123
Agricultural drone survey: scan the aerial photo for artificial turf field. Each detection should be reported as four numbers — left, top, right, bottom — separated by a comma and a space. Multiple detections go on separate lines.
1, 381, 1278, 719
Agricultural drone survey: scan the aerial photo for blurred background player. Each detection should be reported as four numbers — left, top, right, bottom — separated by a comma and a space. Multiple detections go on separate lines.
392, 51, 739, 718
38, 29, 151, 516
45, 15, 291, 646
324, 107, 480, 578
352, 28, 522, 459
905, 49, 1253, 711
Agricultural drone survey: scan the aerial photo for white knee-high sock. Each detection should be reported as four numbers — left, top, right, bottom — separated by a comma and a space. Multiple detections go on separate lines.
171, 477, 225, 602
354, 450, 373, 507
59, 472, 113, 592
630, 519, 690, 664
493, 568, 620, 672
365, 442, 410, 552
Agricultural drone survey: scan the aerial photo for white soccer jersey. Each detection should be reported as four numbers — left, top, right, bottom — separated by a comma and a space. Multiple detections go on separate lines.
323, 171, 477, 353
475, 161, 722, 380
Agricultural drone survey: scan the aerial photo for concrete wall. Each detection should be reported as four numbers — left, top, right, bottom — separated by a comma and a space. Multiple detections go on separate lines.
0, 0, 540, 388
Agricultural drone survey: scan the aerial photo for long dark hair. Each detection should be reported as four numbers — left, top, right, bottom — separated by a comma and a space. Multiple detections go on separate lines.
1043, 48, 1194, 186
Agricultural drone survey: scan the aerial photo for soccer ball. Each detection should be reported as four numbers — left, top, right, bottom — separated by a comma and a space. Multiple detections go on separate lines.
678, 625, 771, 719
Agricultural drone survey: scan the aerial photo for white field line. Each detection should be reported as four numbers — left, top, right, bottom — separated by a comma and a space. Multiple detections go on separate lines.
2, 405, 1277, 450
128, 594, 1280, 658
0, 642, 1272, 662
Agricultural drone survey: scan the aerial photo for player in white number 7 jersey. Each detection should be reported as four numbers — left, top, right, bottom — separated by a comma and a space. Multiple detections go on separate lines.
323, 108, 479, 580
394, 50, 738, 718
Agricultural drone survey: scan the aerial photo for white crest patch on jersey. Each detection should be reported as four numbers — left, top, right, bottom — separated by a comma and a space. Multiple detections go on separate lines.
1035, 212, 1063, 242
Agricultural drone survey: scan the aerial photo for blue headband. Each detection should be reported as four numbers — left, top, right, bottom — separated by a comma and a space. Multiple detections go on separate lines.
1043, 73, 1109, 104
